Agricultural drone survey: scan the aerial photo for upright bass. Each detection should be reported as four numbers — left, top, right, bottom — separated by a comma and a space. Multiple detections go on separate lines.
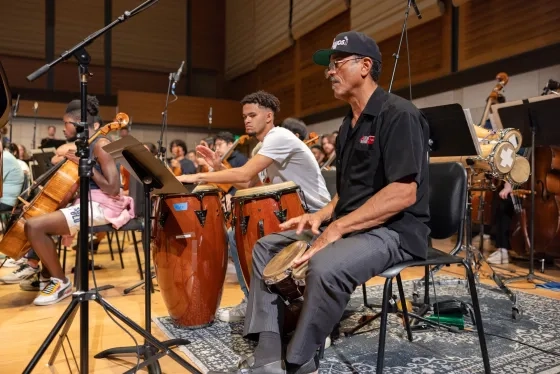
0, 113, 129, 260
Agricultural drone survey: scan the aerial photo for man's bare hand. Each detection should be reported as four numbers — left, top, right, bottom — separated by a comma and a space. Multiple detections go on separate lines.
65, 150, 79, 165
293, 222, 342, 266
196, 145, 223, 171
279, 212, 324, 235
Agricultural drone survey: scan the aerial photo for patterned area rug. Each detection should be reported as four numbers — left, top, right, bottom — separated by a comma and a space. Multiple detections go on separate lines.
154, 278, 560, 373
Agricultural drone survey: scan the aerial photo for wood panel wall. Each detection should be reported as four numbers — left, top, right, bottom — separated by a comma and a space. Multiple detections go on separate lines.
291, 0, 348, 40
458, 0, 560, 70
112, 0, 187, 72
0, 1, 45, 59
351, 0, 444, 43
116, 91, 243, 129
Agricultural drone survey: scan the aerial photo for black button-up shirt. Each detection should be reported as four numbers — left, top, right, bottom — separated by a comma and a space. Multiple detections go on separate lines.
334, 87, 430, 259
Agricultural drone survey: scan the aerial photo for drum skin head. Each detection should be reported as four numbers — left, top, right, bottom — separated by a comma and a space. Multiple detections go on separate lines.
233, 181, 299, 198
263, 241, 308, 282
508, 156, 530, 185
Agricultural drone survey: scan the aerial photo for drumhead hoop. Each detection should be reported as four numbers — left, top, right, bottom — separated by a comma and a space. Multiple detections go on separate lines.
263, 241, 308, 282
500, 128, 523, 152
490, 141, 516, 175
233, 181, 299, 199
507, 156, 530, 185
192, 184, 221, 193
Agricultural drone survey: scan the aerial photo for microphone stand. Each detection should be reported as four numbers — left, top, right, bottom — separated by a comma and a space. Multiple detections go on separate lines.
388, 0, 420, 93
21, 1, 200, 373
8, 94, 19, 144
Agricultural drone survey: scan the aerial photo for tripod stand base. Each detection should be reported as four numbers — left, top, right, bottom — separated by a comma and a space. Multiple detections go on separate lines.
504, 272, 554, 285
23, 291, 200, 374
95, 338, 191, 374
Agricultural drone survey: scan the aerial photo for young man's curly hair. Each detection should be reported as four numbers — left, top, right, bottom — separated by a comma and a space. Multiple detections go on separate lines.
240, 90, 280, 114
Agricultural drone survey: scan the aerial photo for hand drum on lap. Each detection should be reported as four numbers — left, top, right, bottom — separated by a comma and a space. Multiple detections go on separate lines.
151, 185, 228, 329
232, 181, 307, 289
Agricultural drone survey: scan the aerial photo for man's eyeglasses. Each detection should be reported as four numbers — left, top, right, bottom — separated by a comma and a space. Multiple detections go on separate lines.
324, 56, 364, 78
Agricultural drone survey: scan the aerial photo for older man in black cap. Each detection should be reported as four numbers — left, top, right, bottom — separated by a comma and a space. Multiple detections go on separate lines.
211, 31, 431, 374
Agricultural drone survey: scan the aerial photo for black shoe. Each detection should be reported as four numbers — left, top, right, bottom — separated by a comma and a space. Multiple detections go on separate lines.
208, 355, 286, 374
287, 354, 319, 374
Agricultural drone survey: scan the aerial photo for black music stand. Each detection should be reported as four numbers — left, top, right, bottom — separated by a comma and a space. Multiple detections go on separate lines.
418, 104, 520, 318
95, 135, 200, 373
494, 94, 560, 285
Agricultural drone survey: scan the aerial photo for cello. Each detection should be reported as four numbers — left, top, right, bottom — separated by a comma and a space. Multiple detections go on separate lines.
510, 145, 560, 257
0, 113, 129, 260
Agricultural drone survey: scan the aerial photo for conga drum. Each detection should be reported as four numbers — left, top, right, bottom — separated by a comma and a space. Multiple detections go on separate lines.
232, 181, 308, 288
152, 185, 228, 328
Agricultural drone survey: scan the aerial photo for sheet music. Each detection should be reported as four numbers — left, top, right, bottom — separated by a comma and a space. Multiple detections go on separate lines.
463, 108, 482, 155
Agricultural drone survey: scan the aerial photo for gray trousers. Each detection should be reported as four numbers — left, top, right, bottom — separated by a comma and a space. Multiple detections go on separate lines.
243, 226, 413, 365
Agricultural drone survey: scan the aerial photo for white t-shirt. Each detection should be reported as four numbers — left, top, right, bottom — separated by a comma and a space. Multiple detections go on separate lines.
257, 127, 331, 212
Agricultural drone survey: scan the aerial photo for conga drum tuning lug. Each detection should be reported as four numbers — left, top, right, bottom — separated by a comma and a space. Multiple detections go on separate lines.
274, 209, 288, 223
195, 209, 207, 227
240, 215, 250, 235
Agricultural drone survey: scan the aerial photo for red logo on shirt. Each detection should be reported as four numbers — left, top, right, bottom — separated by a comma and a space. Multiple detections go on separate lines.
359, 135, 375, 145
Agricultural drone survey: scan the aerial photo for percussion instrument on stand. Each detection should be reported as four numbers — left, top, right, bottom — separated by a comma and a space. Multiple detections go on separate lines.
231, 181, 308, 289
151, 184, 228, 328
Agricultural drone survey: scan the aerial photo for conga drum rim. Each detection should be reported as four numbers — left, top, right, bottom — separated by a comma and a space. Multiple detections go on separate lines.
192, 184, 221, 193
263, 241, 309, 284
499, 128, 523, 152
233, 181, 300, 199
489, 141, 516, 174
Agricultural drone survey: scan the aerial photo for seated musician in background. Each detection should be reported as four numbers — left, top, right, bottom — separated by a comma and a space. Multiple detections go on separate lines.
487, 181, 514, 264
310, 145, 326, 168
281, 117, 308, 141
40, 125, 66, 149
186, 150, 198, 169
177, 90, 331, 323
0, 142, 24, 212
169, 139, 196, 175
23, 96, 133, 306
212, 31, 430, 374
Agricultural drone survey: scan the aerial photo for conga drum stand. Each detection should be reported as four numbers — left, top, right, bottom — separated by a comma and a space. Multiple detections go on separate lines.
21, 3, 201, 373
96, 135, 202, 373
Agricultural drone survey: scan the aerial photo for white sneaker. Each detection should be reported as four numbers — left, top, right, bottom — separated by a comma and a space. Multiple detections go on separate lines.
20, 273, 50, 291
487, 248, 509, 265
218, 298, 247, 322
0, 263, 40, 284
2, 257, 27, 268
33, 277, 73, 306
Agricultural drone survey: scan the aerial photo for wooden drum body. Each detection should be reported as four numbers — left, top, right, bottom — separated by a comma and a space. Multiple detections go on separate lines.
152, 186, 228, 328
232, 181, 307, 288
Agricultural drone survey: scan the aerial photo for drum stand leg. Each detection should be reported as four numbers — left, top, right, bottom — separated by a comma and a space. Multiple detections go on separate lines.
124, 273, 158, 295
94, 187, 198, 373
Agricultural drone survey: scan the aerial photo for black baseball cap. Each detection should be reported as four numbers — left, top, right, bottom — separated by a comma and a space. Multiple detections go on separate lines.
312, 31, 382, 66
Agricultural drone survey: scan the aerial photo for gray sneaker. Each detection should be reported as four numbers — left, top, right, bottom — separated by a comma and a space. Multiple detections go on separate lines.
0, 263, 40, 284
217, 298, 247, 322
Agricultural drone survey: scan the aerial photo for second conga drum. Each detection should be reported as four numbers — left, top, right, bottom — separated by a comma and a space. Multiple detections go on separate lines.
152, 185, 228, 328
232, 181, 308, 288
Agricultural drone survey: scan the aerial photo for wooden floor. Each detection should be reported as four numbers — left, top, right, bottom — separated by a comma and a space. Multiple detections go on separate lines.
0, 235, 559, 373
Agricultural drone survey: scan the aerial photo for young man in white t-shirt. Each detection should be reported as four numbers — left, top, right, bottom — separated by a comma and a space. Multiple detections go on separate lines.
177, 90, 331, 320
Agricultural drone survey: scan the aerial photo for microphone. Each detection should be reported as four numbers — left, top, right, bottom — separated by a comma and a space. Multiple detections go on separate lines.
208, 107, 213, 125
13, 94, 20, 116
171, 60, 185, 94
33, 101, 39, 113
411, 0, 422, 19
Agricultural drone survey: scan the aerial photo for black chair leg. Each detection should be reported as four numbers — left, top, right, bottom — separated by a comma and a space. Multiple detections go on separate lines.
423, 265, 430, 305
131, 231, 143, 280
396, 275, 413, 342
107, 232, 115, 261
114, 231, 125, 269
463, 260, 491, 374
376, 278, 393, 374
362, 283, 370, 308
